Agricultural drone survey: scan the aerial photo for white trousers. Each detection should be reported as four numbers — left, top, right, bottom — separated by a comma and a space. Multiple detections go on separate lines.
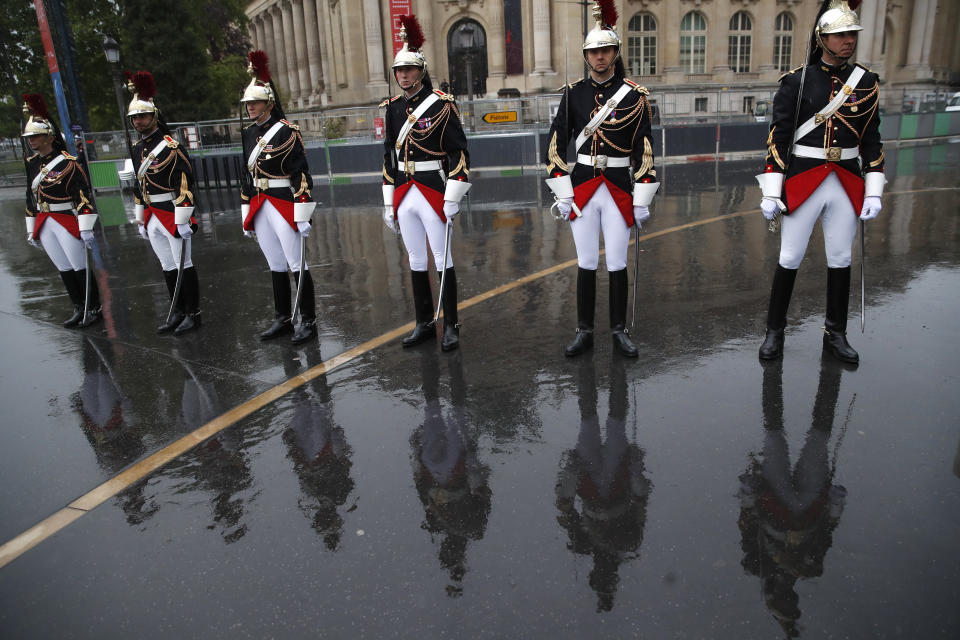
39, 218, 86, 272
398, 185, 452, 272
570, 183, 630, 271
254, 200, 306, 273
780, 172, 858, 270
147, 215, 193, 271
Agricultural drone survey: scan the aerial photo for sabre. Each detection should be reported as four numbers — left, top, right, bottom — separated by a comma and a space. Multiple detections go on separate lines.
83, 244, 93, 322
859, 219, 865, 332
291, 234, 307, 325
629, 223, 640, 333
547, 39, 583, 222
431, 220, 453, 326
165, 236, 187, 325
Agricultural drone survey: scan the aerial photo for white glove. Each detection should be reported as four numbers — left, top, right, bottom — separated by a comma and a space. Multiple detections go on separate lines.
557, 198, 573, 217
760, 197, 785, 221
633, 205, 650, 229
243, 229, 256, 239
177, 223, 193, 239
80, 230, 96, 249
383, 206, 396, 232
28, 235, 41, 249
138, 224, 149, 240
297, 221, 311, 237
860, 196, 881, 221
443, 200, 459, 220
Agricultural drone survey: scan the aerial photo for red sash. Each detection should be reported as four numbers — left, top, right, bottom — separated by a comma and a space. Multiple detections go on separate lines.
573, 176, 635, 226
33, 211, 79, 240
785, 164, 865, 216
245, 193, 296, 231
394, 181, 446, 222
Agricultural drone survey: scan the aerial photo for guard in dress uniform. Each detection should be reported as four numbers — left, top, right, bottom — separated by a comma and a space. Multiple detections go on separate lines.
239, 51, 318, 345
21, 93, 102, 328
757, 0, 884, 364
544, 1, 659, 358
126, 71, 202, 335
380, 15, 471, 352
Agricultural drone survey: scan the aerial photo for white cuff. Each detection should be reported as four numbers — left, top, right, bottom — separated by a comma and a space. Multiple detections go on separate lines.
382, 185, 395, 207
174, 206, 195, 225
864, 172, 886, 198
632, 182, 660, 207
26, 217, 35, 234
293, 201, 316, 222
545, 174, 574, 200
77, 213, 98, 232
443, 180, 472, 203
134, 204, 144, 224
241, 204, 250, 222
118, 159, 135, 181
755, 172, 785, 199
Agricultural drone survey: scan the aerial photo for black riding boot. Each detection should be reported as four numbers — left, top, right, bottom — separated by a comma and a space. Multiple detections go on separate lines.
609, 268, 638, 358
157, 269, 185, 333
60, 270, 85, 327
291, 270, 318, 344
173, 267, 202, 335
440, 267, 459, 352
77, 270, 102, 328
759, 265, 798, 360
823, 266, 859, 364
261, 271, 293, 340
401, 270, 435, 347
565, 268, 596, 357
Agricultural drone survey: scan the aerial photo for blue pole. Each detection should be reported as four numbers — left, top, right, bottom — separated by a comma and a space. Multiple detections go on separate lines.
49, 71, 76, 155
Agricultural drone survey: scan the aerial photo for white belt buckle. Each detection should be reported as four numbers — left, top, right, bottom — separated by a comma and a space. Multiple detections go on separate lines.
258, 177, 270, 190
595, 155, 608, 170
827, 147, 842, 161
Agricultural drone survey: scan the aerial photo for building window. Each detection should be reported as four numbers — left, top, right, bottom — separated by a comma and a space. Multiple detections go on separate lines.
743, 96, 754, 114
728, 11, 752, 73
774, 13, 793, 72
680, 11, 707, 74
695, 97, 708, 112
628, 13, 657, 76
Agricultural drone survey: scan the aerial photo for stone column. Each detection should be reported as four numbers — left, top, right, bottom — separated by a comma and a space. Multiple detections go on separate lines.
270, 7, 289, 98
281, 0, 302, 105
362, 0, 389, 93
415, 0, 437, 79
291, 0, 311, 106
531, 0, 553, 75
488, 0, 506, 82
906, 0, 931, 66
301, 0, 323, 103
857, 0, 879, 64
314, 0, 333, 103
918, 0, 937, 69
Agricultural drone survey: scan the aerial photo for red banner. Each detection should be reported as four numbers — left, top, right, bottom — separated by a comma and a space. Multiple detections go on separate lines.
389, 0, 413, 56
34, 0, 60, 74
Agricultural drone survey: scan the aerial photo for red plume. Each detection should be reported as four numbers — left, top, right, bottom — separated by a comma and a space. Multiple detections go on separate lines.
400, 15, 425, 52
123, 70, 133, 83
598, 0, 618, 28
848, 0, 862, 9
22, 93, 49, 119
249, 50, 270, 83
131, 71, 156, 99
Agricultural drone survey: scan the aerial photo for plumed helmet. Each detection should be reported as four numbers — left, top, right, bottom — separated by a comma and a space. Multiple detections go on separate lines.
582, 0, 621, 54
816, 0, 863, 40
392, 15, 427, 71
241, 51, 276, 104
125, 70, 159, 117
21, 93, 55, 138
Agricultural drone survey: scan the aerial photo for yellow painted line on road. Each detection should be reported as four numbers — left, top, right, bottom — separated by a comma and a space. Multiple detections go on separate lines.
0, 186, 949, 569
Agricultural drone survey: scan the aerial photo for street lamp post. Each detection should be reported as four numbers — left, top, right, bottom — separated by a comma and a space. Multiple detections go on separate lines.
102, 35, 133, 158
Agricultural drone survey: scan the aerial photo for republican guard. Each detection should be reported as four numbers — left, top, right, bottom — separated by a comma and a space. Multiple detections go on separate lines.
756, 0, 884, 364
21, 93, 102, 328
380, 15, 471, 352
544, 1, 659, 358
239, 51, 318, 345
126, 71, 201, 335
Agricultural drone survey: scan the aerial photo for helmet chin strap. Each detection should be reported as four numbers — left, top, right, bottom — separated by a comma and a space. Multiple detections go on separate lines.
817, 35, 855, 64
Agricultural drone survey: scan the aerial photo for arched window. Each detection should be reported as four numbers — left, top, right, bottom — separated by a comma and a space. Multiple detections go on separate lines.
728, 11, 752, 73
774, 13, 794, 72
680, 11, 707, 74
447, 19, 488, 98
628, 13, 657, 76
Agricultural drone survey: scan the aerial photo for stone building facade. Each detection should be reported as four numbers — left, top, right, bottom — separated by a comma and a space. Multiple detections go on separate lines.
246, 0, 959, 114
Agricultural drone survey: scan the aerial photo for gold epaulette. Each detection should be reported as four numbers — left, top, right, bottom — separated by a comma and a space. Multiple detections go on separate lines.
280, 118, 300, 131
164, 135, 179, 149
433, 89, 454, 101
61, 151, 77, 161
778, 65, 803, 82
624, 79, 650, 95
557, 79, 582, 91
379, 95, 401, 108
856, 62, 873, 73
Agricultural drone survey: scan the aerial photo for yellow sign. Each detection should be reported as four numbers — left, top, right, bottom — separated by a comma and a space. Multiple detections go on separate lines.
482, 111, 518, 124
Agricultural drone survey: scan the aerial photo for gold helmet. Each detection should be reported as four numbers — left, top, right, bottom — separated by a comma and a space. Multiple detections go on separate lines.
125, 71, 159, 117
582, 0, 621, 61
21, 93, 55, 138
815, 0, 863, 51
392, 15, 426, 76
241, 51, 275, 104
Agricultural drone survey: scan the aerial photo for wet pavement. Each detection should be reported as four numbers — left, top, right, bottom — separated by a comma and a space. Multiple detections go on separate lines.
1, 143, 959, 638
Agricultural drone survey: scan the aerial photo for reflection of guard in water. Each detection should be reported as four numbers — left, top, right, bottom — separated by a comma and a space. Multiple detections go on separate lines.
283, 373, 354, 550
738, 358, 850, 637
411, 350, 490, 597
555, 358, 651, 612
